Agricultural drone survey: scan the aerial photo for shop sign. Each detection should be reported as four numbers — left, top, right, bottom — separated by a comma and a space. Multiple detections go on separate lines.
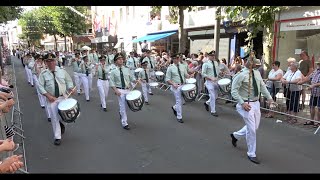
280, 19, 320, 31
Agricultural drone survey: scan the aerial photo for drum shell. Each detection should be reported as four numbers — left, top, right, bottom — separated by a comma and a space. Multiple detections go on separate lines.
181, 84, 197, 102
217, 78, 231, 94
58, 100, 81, 123
126, 91, 144, 112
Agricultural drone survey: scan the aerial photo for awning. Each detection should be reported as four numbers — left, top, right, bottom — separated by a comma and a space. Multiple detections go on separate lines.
132, 30, 177, 43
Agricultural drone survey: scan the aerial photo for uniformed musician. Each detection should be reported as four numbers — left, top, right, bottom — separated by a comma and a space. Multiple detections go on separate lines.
165, 54, 190, 123
202, 52, 220, 117
230, 58, 274, 164
79, 56, 92, 101
71, 53, 83, 95
142, 50, 156, 95
138, 61, 151, 105
109, 53, 138, 130
38, 53, 75, 145
24, 53, 34, 87
96, 55, 110, 111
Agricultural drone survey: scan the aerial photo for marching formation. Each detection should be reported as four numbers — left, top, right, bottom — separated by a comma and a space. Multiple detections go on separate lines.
19, 48, 276, 164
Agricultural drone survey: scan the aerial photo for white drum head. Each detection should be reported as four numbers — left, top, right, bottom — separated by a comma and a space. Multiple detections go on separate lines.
58, 98, 77, 111
186, 78, 196, 84
218, 78, 231, 86
155, 71, 164, 76
149, 82, 159, 87
126, 90, 142, 101
135, 68, 143, 73
181, 84, 196, 91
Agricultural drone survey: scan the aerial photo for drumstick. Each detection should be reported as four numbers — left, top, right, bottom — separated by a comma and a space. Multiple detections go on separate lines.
130, 81, 139, 91
65, 86, 77, 99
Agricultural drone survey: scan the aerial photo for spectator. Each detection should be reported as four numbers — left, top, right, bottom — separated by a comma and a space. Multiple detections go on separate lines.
299, 51, 313, 109
281, 62, 303, 123
265, 61, 283, 118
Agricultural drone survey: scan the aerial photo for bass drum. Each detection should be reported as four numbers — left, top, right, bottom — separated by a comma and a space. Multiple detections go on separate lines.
155, 71, 165, 82
181, 84, 197, 102
58, 98, 80, 123
126, 90, 144, 112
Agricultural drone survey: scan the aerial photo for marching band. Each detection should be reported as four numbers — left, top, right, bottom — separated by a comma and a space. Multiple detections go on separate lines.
22, 47, 275, 165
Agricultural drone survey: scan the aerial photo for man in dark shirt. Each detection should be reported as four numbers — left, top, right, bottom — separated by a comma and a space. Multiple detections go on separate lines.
299, 50, 313, 109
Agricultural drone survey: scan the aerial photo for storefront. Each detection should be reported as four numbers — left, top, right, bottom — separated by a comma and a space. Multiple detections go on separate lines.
273, 6, 320, 70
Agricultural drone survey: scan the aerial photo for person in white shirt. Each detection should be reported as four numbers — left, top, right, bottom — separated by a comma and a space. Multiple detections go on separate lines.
265, 61, 283, 118
281, 61, 302, 123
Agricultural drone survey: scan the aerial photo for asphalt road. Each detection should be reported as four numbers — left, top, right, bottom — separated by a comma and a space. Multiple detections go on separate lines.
13, 57, 320, 173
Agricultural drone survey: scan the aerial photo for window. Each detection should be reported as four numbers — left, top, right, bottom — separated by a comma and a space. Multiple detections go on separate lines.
208, 6, 215, 9
88, 29, 92, 33
197, 6, 206, 11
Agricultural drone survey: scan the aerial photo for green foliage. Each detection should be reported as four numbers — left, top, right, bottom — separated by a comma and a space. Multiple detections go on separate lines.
18, 10, 43, 45
224, 6, 288, 47
0, 6, 23, 24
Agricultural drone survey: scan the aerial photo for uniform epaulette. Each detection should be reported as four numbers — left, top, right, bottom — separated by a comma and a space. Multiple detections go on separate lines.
40, 69, 49, 75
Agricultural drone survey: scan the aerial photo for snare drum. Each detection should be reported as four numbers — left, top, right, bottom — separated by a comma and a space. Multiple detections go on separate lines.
134, 68, 143, 79
155, 71, 165, 82
126, 90, 144, 112
58, 98, 80, 123
181, 84, 197, 102
186, 78, 196, 84
217, 78, 231, 94
149, 82, 159, 88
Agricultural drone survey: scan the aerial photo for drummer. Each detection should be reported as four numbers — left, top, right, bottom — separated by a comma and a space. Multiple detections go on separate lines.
165, 54, 190, 123
202, 51, 220, 117
142, 50, 156, 95
79, 56, 92, 102
38, 53, 75, 146
127, 51, 138, 86
138, 61, 151, 105
110, 53, 139, 130
96, 55, 110, 111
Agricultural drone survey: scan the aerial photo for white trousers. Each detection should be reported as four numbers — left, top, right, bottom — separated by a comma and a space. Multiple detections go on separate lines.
170, 85, 183, 119
117, 89, 130, 127
141, 82, 149, 102
33, 74, 45, 107
25, 66, 33, 85
46, 97, 65, 140
97, 79, 109, 108
233, 101, 261, 157
73, 72, 82, 93
89, 73, 93, 90
205, 80, 218, 113
80, 73, 92, 100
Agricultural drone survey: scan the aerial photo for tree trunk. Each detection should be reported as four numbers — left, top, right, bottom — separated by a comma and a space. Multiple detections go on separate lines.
178, 6, 187, 53
64, 36, 67, 52
54, 35, 57, 51
262, 26, 274, 78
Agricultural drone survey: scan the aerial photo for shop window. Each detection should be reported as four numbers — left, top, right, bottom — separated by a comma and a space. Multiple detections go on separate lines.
197, 6, 206, 11
208, 6, 215, 9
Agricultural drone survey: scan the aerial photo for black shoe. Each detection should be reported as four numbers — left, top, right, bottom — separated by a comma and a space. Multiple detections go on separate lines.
78, 93, 80, 95
48, 118, 51, 122
248, 156, 260, 164
171, 106, 177, 116
31, 85, 34, 87
149, 93, 153, 95
60, 122, 65, 134
101, 104, 102, 107
225, 100, 232, 104
86, 100, 90, 102
41, 106, 45, 109
230, 134, 237, 147
119, 112, 121, 120
177, 119, 184, 123
123, 125, 130, 130
145, 102, 149, 105
211, 112, 219, 117
54, 139, 61, 146
204, 103, 209, 112
103, 108, 107, 112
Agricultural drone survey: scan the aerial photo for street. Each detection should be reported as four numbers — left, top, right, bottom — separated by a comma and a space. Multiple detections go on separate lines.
13, 58, 320, 173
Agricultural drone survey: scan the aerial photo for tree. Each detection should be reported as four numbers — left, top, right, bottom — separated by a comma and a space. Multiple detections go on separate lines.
224, 6, 288, 75
18, 10, 43, 49
152, 6, 196, 53
36, 6, 62, 51
0, 6, 23, 24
